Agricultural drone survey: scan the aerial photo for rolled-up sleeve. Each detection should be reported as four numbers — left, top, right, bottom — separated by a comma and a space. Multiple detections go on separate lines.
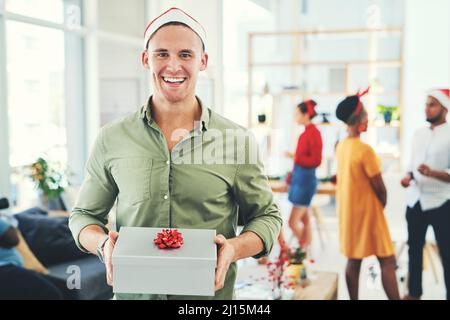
233, 136, 283, 259
69, 129, 118, 252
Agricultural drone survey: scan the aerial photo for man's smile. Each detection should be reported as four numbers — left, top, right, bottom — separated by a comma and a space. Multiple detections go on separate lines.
162, 76, 187, 84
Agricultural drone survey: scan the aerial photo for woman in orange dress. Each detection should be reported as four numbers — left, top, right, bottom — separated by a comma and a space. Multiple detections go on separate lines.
335, 91, 400, 300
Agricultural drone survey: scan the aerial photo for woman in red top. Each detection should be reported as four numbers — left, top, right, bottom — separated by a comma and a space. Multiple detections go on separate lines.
286, 100, 323, 249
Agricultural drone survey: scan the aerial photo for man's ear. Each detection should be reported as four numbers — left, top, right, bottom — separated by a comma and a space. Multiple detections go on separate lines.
200, 52, 208, 71
141, 50, 150, 69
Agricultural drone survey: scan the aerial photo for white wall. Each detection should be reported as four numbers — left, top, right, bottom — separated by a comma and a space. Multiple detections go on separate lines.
97, 0, 147, 127
402, 0, 450, 169
98, 0, 145, 37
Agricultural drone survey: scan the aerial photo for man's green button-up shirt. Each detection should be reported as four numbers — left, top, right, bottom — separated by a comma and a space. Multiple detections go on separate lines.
69, 97, 282, 300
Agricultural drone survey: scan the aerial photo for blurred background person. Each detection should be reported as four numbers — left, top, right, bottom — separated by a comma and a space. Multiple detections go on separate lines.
335, 90, 400, 300
0, 211, 63, 300
401, 89, 450, 300
285, 100, 322, 251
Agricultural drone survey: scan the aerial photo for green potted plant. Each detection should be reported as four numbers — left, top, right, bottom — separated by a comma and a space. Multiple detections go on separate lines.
376, 105, 400, 125
288, 247, 306, 265
30, 157, 68, 210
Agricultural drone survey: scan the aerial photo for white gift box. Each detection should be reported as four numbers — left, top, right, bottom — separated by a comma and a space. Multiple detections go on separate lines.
112, 226, 216, 296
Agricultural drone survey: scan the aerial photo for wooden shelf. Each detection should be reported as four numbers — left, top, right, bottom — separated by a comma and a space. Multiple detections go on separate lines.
253, 90, 401, 97
373, 122, 400, 128
314, 152, 400, 160
316, 122, 339, 127
315, 122, 400, 128
249, 27, 403, 37
274, 91, 347, 97
248, 27, 404, 165
251, 59, 401, 68
376, 153, 401, 159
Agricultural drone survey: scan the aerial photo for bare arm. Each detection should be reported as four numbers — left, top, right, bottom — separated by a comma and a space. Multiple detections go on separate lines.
418, 164, 450, 183
369, 173, 387, 207
284, 151, 295, 159
78, 225, 109, 255
428, 170, 450, 183
229, 231, 265, 261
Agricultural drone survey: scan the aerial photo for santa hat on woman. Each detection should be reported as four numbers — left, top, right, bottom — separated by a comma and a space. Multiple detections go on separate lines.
428, 88, 450, 110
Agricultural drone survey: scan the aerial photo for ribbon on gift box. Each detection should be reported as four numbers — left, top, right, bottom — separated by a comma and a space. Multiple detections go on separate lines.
154, 229, 184, 249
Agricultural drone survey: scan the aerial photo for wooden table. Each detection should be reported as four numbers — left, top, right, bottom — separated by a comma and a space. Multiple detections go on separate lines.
235, 265, 338, 300
294, 271, 338, 300
268, 180, 335, 249
269, 180, 336, 196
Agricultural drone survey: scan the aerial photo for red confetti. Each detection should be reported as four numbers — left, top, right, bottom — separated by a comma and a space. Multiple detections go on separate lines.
153, 229, 184, 249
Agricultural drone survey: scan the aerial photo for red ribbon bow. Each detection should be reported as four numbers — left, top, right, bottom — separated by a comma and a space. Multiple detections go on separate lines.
305, 100, 315, 117
353, 86, 370, 116
154, 229, 184, 249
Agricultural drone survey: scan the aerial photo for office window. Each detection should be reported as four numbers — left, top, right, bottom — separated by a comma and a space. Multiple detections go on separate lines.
5, 0, 65, 24
6, 21, 67, 207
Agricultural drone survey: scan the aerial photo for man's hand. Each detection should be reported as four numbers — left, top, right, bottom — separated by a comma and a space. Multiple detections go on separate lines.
418, 164, 432, 177
401, 173, 413, 188
369, 173, 387, 208
214, 234, 236, 291
103, 230, 119, 286
284, 151, 295, 159
279, 242, 290, 257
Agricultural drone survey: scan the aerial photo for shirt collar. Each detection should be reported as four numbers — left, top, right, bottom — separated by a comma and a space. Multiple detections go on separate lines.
140, 95, 210, 132
430, 121, 449, 131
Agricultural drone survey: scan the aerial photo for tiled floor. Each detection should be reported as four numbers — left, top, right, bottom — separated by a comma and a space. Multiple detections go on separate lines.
236, 181, 447, 300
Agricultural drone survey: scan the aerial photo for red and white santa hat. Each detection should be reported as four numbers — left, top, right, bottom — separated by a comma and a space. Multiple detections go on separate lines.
428, 88, 450, 110
143, 7, 206, 50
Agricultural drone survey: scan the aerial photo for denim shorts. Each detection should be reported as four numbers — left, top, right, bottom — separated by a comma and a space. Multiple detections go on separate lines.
288, 165, 317, 207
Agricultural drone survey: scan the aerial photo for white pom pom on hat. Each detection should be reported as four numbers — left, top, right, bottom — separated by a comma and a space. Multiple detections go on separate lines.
428, 88, 450, 110
143, 7, 206, 50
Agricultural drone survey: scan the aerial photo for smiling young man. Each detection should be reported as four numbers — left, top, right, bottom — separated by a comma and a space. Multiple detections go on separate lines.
401, 89, 450, 300
69, 7, 282, 300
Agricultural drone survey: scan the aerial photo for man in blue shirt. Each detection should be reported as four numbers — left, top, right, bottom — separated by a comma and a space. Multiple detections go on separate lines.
0, 215, 63, 299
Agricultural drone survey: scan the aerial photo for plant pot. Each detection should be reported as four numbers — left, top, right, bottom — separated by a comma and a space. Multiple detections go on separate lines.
48, 196, 66, 211
258, 114, 266, 123
285, 263, 303, 283
38, 191, 66, 211
383, 111, 392, 124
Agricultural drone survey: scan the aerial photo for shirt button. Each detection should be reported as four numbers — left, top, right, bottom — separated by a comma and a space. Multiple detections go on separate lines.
163, 194, 168, 200
166, 160, 170, 165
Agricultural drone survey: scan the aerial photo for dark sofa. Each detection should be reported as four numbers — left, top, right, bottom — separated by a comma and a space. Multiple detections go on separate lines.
13, 207, 113, 300
45, 256, 113, 300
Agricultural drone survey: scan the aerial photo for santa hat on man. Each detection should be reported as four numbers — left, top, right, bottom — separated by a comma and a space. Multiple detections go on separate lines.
143, 7, 207, 50
428, 88, 450, 110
